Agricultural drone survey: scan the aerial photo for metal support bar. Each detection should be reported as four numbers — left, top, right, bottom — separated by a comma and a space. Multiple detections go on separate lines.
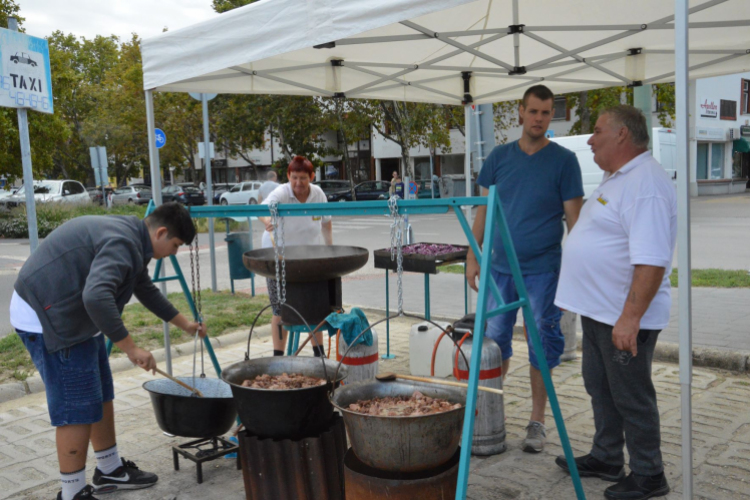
675, 0, 694, 497
201, 94, 218, 293
189, 197, 487, 219
424, 274, 431, 320
229, 66, 335, 96
400, 20, 516, 71
642, 53, 749, 84
382, 268, 395, 359
523, 31, 632, 84
344, 63, 462, 102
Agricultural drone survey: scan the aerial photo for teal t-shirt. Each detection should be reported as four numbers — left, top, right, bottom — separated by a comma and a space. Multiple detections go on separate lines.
477, 140, 584, 275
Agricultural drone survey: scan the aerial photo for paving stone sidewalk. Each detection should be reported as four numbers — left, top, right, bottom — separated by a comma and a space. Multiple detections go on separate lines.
1, 314, 748, 499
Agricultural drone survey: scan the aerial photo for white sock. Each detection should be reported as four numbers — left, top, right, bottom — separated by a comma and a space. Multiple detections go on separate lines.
94, 444, 121, 475
60, 468, 86, 500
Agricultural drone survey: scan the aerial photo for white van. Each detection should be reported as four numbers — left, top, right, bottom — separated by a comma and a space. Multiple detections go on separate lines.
550, 128, 676, 199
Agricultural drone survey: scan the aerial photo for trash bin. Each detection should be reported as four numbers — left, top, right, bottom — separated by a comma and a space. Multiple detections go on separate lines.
225, 232, 254, 294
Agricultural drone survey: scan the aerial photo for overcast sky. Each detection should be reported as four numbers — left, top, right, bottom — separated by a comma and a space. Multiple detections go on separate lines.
19, 0, 219, 41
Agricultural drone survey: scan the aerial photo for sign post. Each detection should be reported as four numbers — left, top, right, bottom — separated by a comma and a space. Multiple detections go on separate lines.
90, 146, 108, 188
1, 19, 53, 252
190, 92, 219, 293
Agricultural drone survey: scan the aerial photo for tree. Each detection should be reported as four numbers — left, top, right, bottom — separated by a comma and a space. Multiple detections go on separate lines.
320, 97, 374, 197
370, 101, 454, 179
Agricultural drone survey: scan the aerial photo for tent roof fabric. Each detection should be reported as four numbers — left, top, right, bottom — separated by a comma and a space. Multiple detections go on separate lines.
141, 0, 750, 104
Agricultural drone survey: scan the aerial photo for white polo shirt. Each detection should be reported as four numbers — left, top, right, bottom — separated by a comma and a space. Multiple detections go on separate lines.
555, 151, 677, 330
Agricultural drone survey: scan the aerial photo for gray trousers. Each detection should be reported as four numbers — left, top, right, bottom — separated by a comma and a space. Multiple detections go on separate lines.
581, 316, 663, 476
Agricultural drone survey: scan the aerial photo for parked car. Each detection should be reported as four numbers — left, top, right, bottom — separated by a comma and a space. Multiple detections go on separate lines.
0, 186, 20, 200
0, 180, 89, 210
343, 180, 391, 201
162, 184, 205, 205
416, 179, 441, 199
219, 181, 262, 205
210, 183, 236, 204
315, 180, 353, 202
111, 186, 152, 206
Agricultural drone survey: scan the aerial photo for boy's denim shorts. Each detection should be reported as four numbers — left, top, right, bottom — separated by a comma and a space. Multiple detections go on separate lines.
17, 330, 115, 427
484, 270, 565, 371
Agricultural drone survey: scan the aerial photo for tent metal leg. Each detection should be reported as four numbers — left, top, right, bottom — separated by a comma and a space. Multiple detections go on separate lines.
675, 0, 694, 496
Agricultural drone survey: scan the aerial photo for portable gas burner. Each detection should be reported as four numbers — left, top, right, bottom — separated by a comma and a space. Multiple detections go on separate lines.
173, 436, 240, 484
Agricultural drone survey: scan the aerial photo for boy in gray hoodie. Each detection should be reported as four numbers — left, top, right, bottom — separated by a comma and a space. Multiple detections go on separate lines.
11, 202, 205, 500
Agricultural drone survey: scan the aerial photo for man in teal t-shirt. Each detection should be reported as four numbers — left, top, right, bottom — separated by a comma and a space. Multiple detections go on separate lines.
466, 85, 584, 453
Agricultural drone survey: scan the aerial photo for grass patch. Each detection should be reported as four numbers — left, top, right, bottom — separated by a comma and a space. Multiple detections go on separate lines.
0, 334, 35, 383
670, 269, 750, 288
438, 264, 465, 275
0, 290, 272, 382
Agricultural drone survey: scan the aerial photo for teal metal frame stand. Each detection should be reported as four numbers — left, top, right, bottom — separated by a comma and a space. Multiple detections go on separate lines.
188, 189, 585, 500
382, 259, 469, 351
106, 200, 223, 378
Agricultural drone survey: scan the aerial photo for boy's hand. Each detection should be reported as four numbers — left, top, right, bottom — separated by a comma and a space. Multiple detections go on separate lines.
128, 347, 157, 373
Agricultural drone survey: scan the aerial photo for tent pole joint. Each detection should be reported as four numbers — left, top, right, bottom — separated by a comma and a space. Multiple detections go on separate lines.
331, 59, 344, 67
509, 66, 527, 75
333, 92, 346, 98
628, 48, 643, 56
314, 41, 336, 49
508, 24, 525, 34
628, 80, 644, 87
462, 71, 473, 104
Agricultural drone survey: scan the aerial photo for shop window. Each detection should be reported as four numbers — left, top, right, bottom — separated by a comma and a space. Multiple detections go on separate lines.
697, 143, 725, 180
742, 79, 750, 115
552, 97, 568, 121
720, 99, 737, 120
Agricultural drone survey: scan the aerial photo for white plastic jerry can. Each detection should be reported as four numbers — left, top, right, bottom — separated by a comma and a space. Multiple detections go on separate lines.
409, 321, 453, 377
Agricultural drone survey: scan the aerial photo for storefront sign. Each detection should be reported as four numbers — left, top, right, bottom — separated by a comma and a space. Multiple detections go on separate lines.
695, 127, 726, 141
699, 99, 718, 118
741, 125, 750, 137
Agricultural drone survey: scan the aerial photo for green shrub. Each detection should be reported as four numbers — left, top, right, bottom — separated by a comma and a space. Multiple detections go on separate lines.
0, 202, 250, 238
0, 203, 147, 238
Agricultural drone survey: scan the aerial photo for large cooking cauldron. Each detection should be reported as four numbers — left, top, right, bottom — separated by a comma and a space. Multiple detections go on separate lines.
330, 379, 466, 472
243, 245, 369, 282
222, 356, 347, 439
243, 245, 369, 325
143, 377, 237, 438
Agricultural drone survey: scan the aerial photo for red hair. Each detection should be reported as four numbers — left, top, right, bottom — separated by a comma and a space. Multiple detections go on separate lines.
287, 156, 314, 177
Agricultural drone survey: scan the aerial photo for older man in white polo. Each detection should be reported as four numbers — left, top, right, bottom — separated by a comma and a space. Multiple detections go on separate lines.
553, 105, 676, 500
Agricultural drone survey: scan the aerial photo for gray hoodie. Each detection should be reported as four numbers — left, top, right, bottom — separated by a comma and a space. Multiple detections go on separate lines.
14, 215, 179, 353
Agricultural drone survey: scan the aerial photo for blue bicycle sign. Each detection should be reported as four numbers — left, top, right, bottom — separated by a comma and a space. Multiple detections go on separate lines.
155, 128, 167, 149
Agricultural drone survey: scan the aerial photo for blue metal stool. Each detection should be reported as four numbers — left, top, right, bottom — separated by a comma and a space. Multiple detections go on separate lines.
284, 325, 310, 355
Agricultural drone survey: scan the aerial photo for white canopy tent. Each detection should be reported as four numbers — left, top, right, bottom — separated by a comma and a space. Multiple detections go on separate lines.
141, 1, 750, 497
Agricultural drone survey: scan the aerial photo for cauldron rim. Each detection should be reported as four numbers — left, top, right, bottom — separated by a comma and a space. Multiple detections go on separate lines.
221, 356, 347, 392
330, 379, 466, 419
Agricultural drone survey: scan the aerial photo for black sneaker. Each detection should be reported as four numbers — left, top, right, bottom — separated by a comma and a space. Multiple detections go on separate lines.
555, 453, 625, 482
604, 471, 670, 500
56, 485, 99, 499
92, 458, 158, 493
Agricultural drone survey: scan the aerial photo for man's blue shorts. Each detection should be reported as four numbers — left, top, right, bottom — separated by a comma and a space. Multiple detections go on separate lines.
17, 330, 115, 427
485, 270, 565, 371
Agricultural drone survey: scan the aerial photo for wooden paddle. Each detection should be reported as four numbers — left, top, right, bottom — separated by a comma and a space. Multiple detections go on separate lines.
154, 367, 204, 398
376, 372, 503, 395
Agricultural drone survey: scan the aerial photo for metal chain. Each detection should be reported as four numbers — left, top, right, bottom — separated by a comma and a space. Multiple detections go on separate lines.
189, 231, 204, 381
388, 196, 405, 315
269, 202, 287, 305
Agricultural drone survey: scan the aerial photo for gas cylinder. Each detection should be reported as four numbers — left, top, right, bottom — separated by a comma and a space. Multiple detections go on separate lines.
452, 317, 506, 456
336, 328, 379, 385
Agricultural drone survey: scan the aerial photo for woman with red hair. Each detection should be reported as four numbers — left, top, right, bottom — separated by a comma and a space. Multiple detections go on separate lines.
260, 156, 333, 356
